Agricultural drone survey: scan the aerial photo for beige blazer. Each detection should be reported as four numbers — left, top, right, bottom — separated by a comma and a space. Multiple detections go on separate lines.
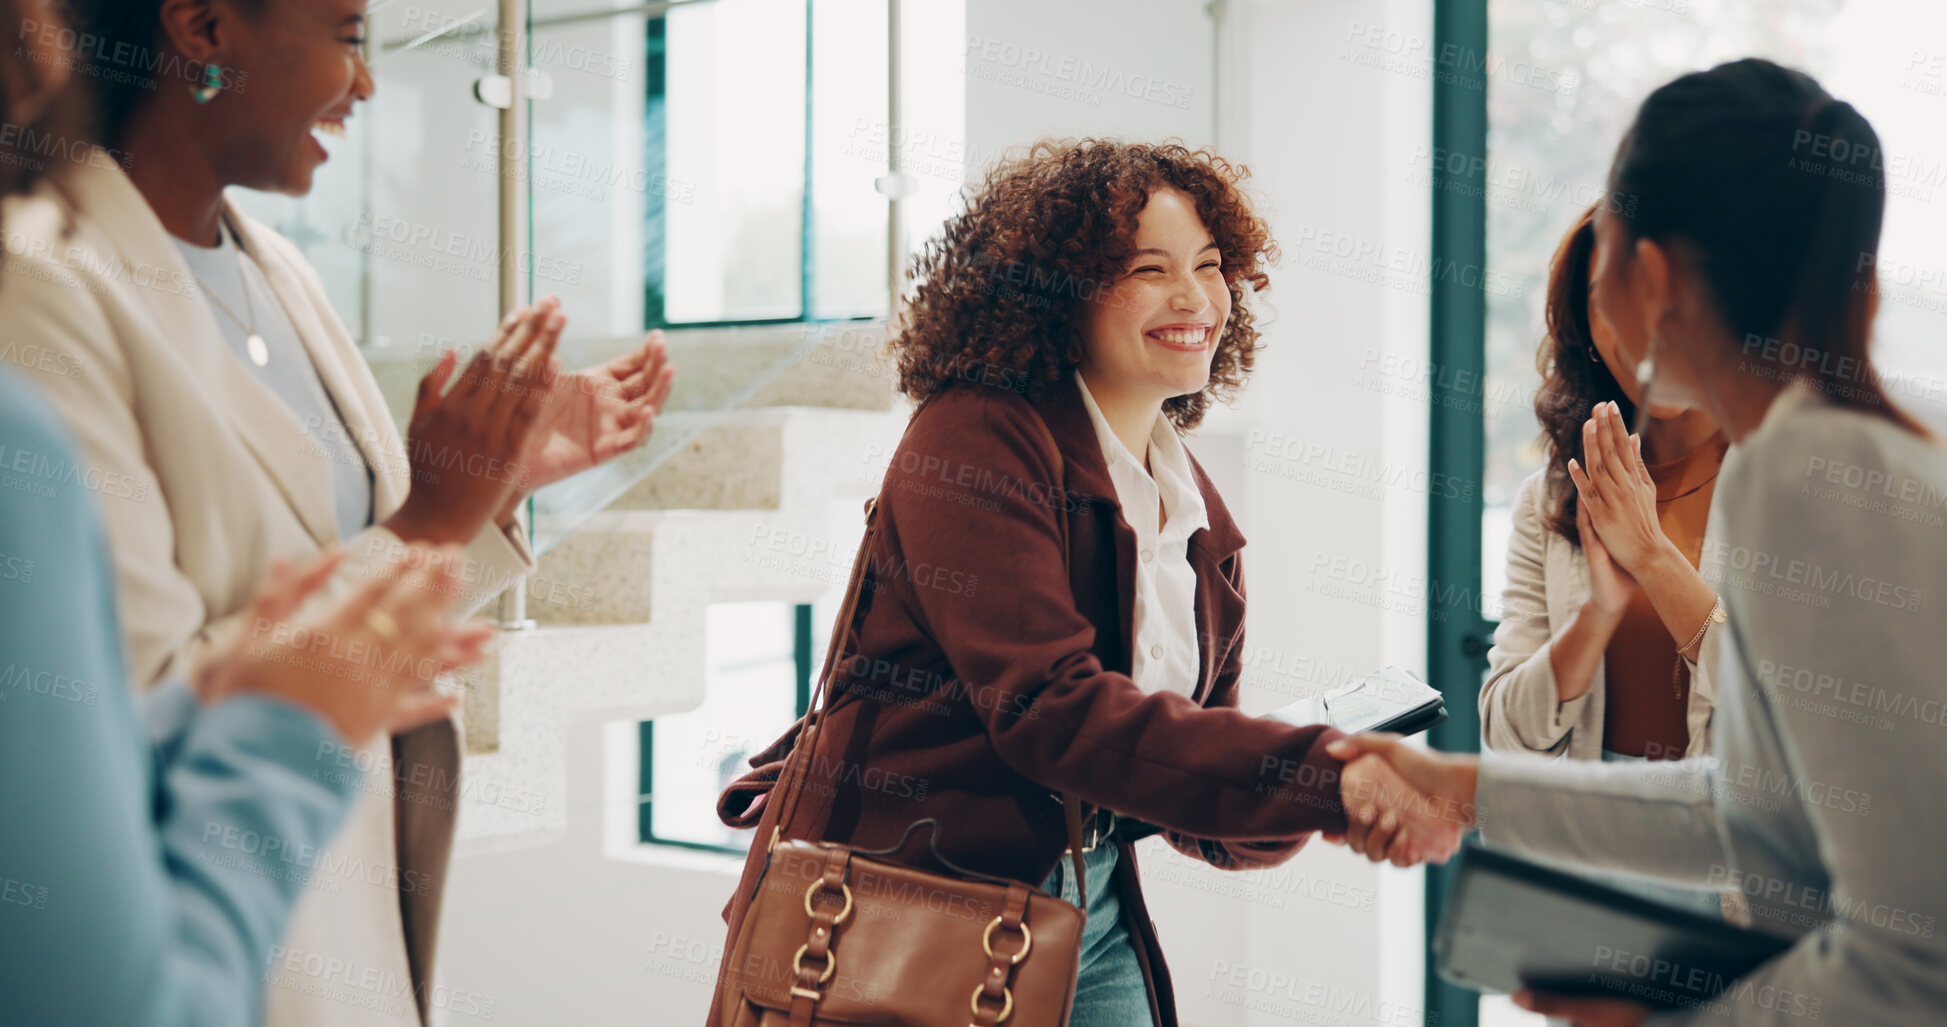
0, 150, 533, 1026
1478, 467, 1721, 761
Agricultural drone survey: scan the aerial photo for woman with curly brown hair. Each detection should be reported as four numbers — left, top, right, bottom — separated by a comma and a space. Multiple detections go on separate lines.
1478, 203, 1729, 923
712, 139, 1461, 1026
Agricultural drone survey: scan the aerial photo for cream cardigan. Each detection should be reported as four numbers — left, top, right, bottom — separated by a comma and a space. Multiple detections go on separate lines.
1477, 466, 1723, 761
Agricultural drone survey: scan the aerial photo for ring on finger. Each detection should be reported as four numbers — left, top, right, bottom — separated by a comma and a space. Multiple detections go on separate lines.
365, 608, 402, 643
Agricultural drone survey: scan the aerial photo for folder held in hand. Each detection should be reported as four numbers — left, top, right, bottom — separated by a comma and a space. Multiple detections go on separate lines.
1435, 845, 1793, 1008
1263, 666, 1447, 737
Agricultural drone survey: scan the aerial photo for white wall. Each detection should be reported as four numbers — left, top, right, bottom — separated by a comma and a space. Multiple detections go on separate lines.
962, 0, 1216, 164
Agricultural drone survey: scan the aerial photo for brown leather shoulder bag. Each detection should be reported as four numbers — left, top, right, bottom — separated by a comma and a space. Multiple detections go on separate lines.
717, 406, 1087, 1027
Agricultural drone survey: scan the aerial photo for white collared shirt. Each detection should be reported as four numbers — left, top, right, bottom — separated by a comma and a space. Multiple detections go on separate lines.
1073, 371, 1210, 697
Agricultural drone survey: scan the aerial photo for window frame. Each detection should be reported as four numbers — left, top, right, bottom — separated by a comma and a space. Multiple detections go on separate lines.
640, 0, 885, 331
638, 604, 816, 853
1425, 3, 1493, 1026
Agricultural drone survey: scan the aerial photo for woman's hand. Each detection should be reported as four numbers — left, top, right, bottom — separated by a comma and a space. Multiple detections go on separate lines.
1567, 401, 1670, 578
1513, 990, 1651, 1027
1330, 753, 1465, 867
1323, 734, 1477, 866
517, 322, 677, 495
1578, 496, 1638, 616
385, 302, 563, 546
196, 546, 498, 745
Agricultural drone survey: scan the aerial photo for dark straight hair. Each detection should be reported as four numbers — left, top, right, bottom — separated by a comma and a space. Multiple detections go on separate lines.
55, 0, 262, 149
55, 0, 169, 148
1607, 57, 1925, 435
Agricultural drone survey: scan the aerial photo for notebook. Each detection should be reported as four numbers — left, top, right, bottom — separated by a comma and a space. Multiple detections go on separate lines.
1435, 845, 1793, 1008
1263, 666, 1447, 737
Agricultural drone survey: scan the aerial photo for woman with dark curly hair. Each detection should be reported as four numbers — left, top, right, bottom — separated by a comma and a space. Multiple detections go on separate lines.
713, 139, 1460, 1026
1478, 204, 1729, 924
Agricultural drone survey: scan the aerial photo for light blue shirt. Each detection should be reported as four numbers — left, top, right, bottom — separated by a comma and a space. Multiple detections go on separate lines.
174, 221, 374, 540
0, 368, 360, 1026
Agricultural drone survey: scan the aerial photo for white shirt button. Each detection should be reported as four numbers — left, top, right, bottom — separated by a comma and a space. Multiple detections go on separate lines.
1150, 644, 1165, 660
1141, 548, 1155, 563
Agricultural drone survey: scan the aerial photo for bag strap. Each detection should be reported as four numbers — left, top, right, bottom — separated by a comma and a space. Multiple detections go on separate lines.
766, 400, 1091, 906
765, 494, 879, 858
1027, 409, 1092, 908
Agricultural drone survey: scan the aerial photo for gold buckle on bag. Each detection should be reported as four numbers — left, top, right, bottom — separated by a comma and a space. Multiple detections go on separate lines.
803, 877, 855, 924
982, 917, 1033, 964
970, 983, 1014, 1024
791, 943, 837, 987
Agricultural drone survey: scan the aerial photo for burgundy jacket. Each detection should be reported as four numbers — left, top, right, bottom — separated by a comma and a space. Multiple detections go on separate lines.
712, 376, 1352, 1025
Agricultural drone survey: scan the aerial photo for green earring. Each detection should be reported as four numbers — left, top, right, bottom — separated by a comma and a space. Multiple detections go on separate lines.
192, 63, 223, 104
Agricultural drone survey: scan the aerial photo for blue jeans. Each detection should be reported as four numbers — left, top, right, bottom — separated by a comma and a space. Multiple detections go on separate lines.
1039, 841, 1155, 1027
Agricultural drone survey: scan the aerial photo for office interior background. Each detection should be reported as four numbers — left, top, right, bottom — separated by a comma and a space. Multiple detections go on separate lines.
233, 0, 1947, 1022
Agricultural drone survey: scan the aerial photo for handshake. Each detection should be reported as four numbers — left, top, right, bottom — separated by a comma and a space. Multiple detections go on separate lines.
1318, 734, 1482, 867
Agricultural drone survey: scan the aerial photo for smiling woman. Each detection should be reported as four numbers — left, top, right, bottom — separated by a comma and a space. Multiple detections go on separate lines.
75, 0, 376, 225
711, 139, 1462, 1027
891, 138, 1274, 431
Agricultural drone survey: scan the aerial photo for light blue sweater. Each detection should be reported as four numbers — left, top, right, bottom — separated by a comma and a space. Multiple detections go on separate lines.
0, 368, 360, 1026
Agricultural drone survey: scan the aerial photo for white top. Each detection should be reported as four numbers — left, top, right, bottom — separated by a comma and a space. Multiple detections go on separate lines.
1479, 382, 1947, 1024
1073, 371, 1209, 697
173, 221, 374, 541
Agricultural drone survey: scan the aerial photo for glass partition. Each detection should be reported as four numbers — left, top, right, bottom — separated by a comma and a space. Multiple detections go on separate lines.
227, 0, 886, 561
232, 0, 506, 369
1480, 0, 1947, 609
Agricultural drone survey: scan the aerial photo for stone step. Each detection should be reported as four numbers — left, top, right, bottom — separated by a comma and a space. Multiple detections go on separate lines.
451, 346, 903, 850
526, 407, 901, 626
360, 320, 894, 445
453, 617, 700, 850
609, 412, 785, 512
530, 508, 838, 627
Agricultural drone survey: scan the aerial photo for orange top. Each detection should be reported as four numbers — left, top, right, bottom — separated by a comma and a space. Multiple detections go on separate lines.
1601, 434, 1729, 759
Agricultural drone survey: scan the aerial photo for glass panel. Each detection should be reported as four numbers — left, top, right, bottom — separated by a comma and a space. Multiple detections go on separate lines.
645, 601, 800, 850
809, 0, 890, 319
526, 0, 898, 554
527, 2, 653, 342
230, 0, 507, 412
525, 323, 819, 554
1480, 0, 1947, 604
662, 0, 808, 322
883, 0, 966, 272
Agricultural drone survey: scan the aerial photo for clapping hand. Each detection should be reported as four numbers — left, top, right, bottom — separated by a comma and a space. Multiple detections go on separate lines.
1566, 401, 1667, 579
388, 301, 563, 545
1321, 734, 1479, 866
1578, 493, 1638, 616
196, 546, 498, 745
516, 300, 677, 494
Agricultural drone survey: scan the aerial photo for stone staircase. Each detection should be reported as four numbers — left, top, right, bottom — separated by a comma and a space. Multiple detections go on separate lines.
418, 320, 908, 855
